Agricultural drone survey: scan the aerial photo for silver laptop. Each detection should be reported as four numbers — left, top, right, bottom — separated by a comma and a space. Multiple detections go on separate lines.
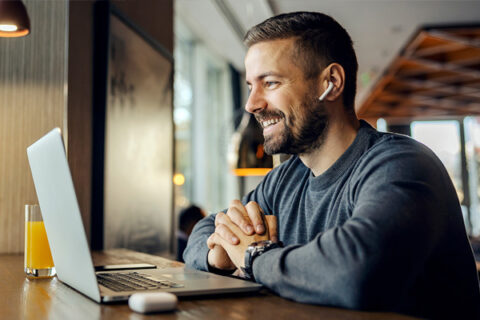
27, 128, 261, 303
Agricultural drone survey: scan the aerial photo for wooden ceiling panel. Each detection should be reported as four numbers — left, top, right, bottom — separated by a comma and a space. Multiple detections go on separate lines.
358, 24, 480, 120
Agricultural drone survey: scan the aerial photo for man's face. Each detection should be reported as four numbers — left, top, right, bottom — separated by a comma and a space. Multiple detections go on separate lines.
245, 38, 328, 155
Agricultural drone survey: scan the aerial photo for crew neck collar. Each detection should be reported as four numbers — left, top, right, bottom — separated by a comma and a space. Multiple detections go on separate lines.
306, 120, 375, 190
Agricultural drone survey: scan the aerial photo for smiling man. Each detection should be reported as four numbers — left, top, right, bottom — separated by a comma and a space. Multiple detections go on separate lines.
183, 12, 480, 318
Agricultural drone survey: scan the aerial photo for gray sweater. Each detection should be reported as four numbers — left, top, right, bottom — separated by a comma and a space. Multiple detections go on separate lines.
184, 121, 480, 319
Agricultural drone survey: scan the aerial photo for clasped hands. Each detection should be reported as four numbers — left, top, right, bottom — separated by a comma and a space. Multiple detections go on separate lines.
207, 200, 277, 276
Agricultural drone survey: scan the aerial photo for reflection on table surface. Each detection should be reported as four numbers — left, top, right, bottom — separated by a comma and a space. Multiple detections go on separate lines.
0, 249, 419, 320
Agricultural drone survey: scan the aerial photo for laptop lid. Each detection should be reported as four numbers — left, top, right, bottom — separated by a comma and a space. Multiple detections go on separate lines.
28, 128, 262, 303
27, 128, 101, 302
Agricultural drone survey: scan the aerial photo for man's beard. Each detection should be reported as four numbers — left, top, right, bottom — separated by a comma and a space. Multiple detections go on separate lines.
255, 94, 329, 155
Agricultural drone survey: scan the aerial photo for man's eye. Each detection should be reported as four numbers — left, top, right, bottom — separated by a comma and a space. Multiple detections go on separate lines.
265, 81, 279, 88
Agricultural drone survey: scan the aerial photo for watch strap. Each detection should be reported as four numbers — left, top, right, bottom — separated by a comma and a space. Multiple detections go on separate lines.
242, 240, 282, 281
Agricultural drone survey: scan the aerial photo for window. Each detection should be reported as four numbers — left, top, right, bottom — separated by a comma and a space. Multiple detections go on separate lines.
464, 117, 480, 236
174, 19, 238, 216
173, 29, 194, 209
411, 121, 463, 203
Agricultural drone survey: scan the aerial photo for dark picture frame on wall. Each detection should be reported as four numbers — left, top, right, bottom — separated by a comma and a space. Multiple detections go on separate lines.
92, 2, 174, 255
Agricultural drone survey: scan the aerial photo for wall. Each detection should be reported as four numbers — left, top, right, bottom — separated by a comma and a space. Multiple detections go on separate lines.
0, 0, 173, 254
112, 0, 173, 54
68, 0, 94, 245
0, 1, 68, 253
68, 0, 173, 244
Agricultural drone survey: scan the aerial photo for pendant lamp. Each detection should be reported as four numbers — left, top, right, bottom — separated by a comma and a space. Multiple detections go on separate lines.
0, 0, 30, 38
229, 112, 273, 176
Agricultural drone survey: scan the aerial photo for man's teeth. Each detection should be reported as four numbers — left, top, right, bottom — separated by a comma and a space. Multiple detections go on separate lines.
262, 118, 281, 128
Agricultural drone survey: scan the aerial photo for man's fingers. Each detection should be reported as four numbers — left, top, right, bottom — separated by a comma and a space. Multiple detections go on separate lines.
216, 224, 239, 244
208, 232, 232, 252
214, 213, 240, 245
265, 215, 278, 242
207, 242, 235, 271
227, 200, 254, 235
207, 234, 218, 249
207, 233, 228, 249
208, 232, 230, 249
245, 201, 266, 234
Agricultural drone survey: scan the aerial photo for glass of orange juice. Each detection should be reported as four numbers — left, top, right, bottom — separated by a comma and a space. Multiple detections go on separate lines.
24, 204, 56, 279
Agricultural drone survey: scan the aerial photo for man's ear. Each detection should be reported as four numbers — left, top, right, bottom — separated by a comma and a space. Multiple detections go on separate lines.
319, 63, 345, 101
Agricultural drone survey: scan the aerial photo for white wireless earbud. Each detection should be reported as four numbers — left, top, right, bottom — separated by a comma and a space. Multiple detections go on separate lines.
318, 81, 334, 101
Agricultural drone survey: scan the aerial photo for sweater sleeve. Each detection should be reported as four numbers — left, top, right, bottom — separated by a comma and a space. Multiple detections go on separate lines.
251, 141, 459, 310
182, 213, 216, 271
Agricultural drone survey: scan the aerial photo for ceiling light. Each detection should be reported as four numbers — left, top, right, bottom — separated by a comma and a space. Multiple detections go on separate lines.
0, 0, 30, 38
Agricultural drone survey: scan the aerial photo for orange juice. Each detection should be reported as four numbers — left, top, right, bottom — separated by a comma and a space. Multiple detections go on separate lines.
25, 221, 54, 270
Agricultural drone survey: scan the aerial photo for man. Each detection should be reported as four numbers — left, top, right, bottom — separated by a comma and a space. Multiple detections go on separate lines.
184, 12, 480, 318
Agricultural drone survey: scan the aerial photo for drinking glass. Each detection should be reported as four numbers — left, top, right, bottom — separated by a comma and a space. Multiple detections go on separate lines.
24, 204, 56, 279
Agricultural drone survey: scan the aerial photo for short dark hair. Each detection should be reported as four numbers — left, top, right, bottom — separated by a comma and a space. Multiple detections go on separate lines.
244, 12, 358, 111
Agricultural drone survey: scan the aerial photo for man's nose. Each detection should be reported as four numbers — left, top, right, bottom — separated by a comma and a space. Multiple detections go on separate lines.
245, 88, 267, 114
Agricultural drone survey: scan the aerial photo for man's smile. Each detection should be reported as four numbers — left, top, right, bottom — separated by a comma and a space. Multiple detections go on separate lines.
260, 117, 282, 129
259, 116, 284, 137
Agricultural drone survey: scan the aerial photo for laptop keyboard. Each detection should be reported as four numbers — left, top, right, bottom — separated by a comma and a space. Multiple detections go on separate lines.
97, 272, 184, 292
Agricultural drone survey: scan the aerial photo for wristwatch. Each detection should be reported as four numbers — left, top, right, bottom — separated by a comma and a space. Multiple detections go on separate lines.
241, 240, 282, 281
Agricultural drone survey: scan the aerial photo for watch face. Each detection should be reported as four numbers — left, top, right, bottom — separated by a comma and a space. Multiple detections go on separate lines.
255, 240, 273, 247
248, 240, 275, 253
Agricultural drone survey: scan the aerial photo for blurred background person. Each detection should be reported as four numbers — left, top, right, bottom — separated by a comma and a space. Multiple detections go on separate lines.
177, 205, 205, 262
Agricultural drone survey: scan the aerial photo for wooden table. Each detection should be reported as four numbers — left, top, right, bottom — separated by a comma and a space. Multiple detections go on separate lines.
0, 249, 418, 320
